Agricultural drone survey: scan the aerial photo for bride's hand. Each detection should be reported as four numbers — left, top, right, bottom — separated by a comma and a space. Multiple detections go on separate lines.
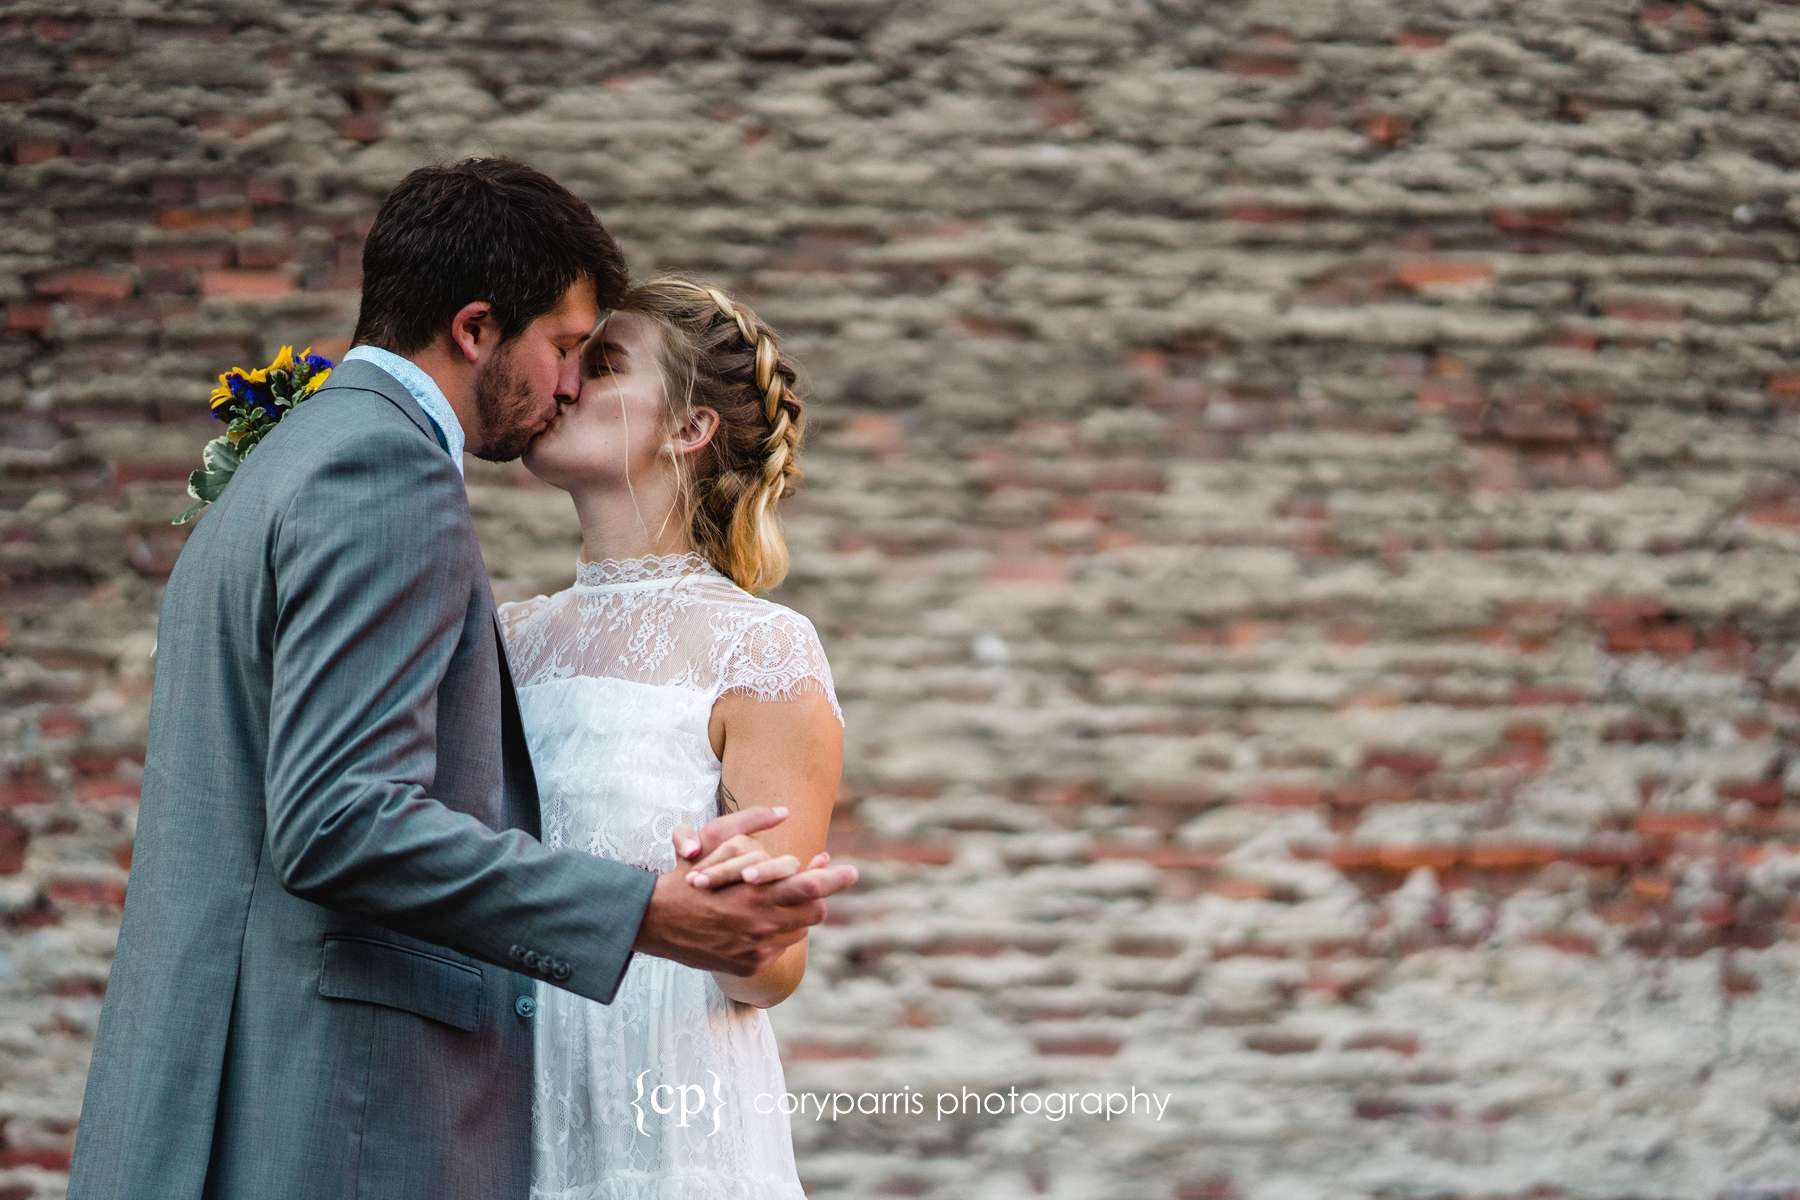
690, 848, 831, 890
670, 807, 831, 889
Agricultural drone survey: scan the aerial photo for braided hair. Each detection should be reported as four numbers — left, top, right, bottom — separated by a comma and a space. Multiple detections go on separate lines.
610, 275, 807, 594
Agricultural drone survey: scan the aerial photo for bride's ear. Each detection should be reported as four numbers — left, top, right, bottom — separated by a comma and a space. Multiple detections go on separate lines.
448, 300, 496, 365
666, 407, 721, 459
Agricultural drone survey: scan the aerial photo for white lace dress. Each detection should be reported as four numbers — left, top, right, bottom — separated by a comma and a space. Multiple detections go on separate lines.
495, 550, 843, 1200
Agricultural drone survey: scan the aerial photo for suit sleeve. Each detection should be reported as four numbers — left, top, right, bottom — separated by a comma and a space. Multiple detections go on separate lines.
262, 425, 655, 1005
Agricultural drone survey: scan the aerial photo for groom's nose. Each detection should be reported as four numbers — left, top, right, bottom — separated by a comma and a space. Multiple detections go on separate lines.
554, 353, 581, 405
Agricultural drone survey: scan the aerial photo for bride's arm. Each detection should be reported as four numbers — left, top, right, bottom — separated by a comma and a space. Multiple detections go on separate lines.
696, 684, 844, 1007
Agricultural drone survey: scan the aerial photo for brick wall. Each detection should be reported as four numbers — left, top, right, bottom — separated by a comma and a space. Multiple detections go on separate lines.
4, 1, 1800, 1196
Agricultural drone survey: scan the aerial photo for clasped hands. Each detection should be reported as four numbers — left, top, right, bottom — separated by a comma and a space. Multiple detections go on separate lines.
630, 805, 857, 977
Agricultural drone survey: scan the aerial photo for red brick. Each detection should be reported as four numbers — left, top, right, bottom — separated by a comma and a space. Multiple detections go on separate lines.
159, 207, 253, 231
1033, 1036, 1121, 1056
1395, 260, 1494, 291
1640, 4, 1712, 34
1244, 1032, 1318, 1054
0, 1146, 70, 1171
1361, 747, 1439, 778
1175, 1177, 1243, 1200
1228, 204, 1308, 223
1718, 779, 1784, 807
1466, 842, 1560, 868
918, 936, 1008, 956
0, 816, 26, 873
133, 244, 231, 271
1343, 1031, 1420, 1055
1393, 29, 1449, 49
34, 15, 87, 39
849, 839, 955, 865
956, 313, 1031, 339
1363, 113, 1410, 145
13, 139, 63, 164
0, 767, 55, 809
75, 777, 139, 806
46, 878, 127, 909
1089, 842, 1225, 870
1110, 935, 1184, 957
6, 303, 51, 331
1765, 373, 1800, 399
982, 556, 1069, 584
1243, 784, 1328, 807
1219, 55, 1299, 77
33, 269, 132, 299
40, 708, 83, 738
1204, 876, 1278, 900
1604, 300, 1684, 323
1636, 810, 1718, 836
784, 1041, 878, 1061
1489, 208, 1569, 232
1027, 79, 1086, 130
335, 113, 386, 143
201, 269, 294, 298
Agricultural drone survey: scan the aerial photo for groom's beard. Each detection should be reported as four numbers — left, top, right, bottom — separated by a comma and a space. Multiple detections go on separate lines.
470, 343, 542, 463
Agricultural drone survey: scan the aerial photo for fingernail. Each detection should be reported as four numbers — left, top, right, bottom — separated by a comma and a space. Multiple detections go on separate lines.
818, 852, 831, 864
846, 866, 859, 882
773, 806, 788, 818
682, 840, 699, 857
690, 873, 710, 888
743, 867, 760, 883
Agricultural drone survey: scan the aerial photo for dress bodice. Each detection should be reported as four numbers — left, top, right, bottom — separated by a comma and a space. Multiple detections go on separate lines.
496, 551, 843, 871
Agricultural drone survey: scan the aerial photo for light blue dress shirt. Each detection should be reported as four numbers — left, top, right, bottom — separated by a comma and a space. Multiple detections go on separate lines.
341, 345, 466, 478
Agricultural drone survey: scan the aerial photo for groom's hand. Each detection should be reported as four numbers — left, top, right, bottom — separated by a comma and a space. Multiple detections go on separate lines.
635, 806, 858, 976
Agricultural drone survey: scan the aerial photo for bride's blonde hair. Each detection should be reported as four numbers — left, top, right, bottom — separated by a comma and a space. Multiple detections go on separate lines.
612, 276, 806, 594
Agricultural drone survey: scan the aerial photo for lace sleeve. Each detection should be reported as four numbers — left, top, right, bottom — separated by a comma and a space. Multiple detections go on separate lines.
494, 593, 550, 674
716, 607, 844, 728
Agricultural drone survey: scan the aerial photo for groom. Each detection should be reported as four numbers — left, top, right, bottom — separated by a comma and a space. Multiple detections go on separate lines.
66, 157, 859, 1200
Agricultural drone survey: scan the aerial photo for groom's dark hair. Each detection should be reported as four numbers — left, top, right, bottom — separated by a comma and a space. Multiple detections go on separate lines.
350, 156, 628, 354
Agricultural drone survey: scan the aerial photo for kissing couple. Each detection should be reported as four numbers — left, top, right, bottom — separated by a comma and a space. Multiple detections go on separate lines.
68, 156, 860, 1200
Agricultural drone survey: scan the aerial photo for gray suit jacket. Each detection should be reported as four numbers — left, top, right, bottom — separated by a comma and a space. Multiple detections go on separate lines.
67, 359, 659, 1200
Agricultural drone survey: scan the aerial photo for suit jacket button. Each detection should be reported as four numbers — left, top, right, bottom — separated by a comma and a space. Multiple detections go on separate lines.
552, 962, 571, 981
515, 994, 537, 1019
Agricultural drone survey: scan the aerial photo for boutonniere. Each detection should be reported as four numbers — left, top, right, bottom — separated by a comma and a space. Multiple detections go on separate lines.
173, 345, 334, 525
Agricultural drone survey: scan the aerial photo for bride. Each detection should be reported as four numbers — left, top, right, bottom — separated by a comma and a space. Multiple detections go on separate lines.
497, 276, 844, 1199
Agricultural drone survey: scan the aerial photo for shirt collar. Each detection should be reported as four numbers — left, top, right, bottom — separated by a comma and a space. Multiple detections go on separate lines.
341, 345, 466, 478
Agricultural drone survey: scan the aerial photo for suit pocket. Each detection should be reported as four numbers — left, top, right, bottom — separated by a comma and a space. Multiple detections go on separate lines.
318, 934, 485, 1032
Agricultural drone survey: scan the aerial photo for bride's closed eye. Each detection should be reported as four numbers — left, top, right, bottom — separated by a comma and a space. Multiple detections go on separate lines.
581, 339, 627, 379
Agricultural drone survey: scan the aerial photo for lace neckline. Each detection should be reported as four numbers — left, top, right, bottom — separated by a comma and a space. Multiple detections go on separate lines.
574, 550, 720, 589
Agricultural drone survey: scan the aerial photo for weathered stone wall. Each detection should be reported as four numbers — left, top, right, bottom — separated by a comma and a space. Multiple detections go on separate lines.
4, 1, 1800, 1196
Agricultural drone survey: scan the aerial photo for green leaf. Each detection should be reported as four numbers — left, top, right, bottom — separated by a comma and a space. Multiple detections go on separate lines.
202, 435, 241, 476
184, 435, 241, 505
172, 499, 208, 525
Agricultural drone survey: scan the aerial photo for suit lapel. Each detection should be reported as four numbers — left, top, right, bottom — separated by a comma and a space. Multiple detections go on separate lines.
490, 605, 543, 839
319, 360, 545, 835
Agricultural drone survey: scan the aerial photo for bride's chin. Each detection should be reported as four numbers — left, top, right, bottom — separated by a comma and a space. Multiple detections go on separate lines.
520, 439, 557, 479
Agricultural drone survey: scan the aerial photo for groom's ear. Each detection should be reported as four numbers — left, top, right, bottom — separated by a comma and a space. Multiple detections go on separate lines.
448, 300, 497, 365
